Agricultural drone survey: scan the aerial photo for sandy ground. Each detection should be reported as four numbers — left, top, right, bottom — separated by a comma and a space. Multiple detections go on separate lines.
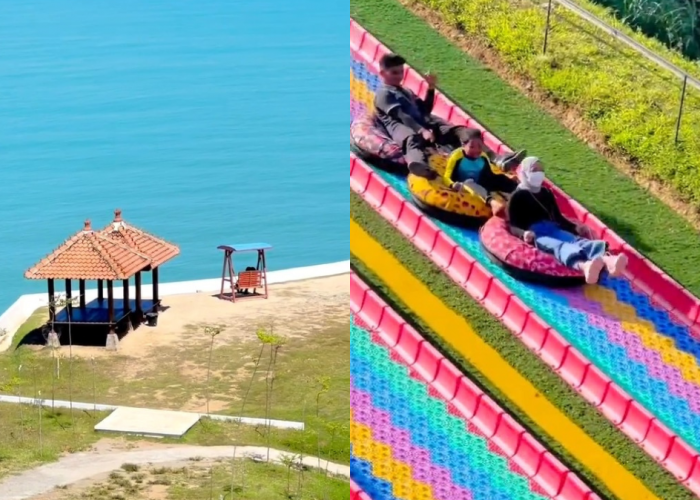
62, 274, 348, 360
14, 274, 349, 413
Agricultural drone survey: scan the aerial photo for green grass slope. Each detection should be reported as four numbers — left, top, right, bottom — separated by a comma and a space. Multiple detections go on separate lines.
351, 192, 695, 500
350, 0, 700, 296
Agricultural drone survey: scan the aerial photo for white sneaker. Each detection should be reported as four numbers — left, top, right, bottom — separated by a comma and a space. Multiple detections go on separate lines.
603, 253, 628, 277
580, 257, 605, 284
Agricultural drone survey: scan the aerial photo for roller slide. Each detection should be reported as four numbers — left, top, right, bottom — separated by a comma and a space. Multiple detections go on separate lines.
350, 272, 598, 500
350, 18, 700, 494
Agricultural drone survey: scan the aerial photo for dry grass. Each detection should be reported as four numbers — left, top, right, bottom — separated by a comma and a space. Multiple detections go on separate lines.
33, 458, 348, 500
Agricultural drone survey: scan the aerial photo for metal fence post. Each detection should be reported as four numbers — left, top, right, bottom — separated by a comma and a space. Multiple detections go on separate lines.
675, 74, 688, 145
543, 0, 554, 55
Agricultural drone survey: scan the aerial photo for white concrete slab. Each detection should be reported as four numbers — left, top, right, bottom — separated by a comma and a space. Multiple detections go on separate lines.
94, 406, 201, 438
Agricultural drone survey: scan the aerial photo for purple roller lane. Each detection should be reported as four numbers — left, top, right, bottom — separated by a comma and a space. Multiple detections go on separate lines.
351, 387, 474, 500
558, 289, 700, 414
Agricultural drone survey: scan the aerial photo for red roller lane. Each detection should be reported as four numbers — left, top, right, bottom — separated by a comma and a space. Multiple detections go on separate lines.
350, 480, 373, 500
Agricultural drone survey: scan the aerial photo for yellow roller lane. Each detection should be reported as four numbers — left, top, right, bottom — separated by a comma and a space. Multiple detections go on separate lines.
350, 219, 659, 500
585, 286, 700, 384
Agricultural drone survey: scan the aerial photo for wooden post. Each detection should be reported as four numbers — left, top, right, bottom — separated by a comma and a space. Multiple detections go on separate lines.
47, 279, 55, 322
135, 272, 142, 316
220, 250, 235, 300
107, 281, 114, 327
543, 0, 553, 55
262, 250, 269, 299
123, 278, 130, 312
152, 267, 159, 307
65, 279, 72, 320
79, 279, 86, 308
97, 279, 104, 301
675, 74, 688, 145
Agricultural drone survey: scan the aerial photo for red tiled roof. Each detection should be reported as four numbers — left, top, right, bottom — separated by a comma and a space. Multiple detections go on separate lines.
25, 220, 152, 281
100, 209, 180, 268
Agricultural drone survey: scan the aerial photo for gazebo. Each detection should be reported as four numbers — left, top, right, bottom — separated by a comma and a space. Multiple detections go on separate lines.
24, 210, 179, 347
99, 208, 180, 314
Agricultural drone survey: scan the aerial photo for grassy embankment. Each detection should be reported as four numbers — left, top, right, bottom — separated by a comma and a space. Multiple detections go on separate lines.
0, 309, 349, 479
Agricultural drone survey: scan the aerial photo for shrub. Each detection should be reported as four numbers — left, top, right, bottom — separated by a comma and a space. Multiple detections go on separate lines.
422, 0, 700, 207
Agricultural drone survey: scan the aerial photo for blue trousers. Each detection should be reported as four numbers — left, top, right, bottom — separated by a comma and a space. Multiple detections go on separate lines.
530, 221, 606, 269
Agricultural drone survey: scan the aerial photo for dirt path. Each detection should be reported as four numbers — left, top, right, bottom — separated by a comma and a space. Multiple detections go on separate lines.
2, 443, 349, 500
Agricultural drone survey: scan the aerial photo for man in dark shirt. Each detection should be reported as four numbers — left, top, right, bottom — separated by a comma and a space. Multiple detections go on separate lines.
374, 53, 473, 179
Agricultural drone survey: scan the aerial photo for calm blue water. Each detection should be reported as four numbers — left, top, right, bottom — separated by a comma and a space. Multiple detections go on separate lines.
0, 1, 348, 311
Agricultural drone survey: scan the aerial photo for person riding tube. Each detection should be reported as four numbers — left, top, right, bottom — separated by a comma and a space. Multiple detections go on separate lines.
374, 53, 475, 179
444, 128, 518, 217
506, 157, 628, 284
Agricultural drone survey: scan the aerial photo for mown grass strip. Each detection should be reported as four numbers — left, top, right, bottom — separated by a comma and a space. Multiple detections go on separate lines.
351, 191, 695, 500
350, 0, 700, 296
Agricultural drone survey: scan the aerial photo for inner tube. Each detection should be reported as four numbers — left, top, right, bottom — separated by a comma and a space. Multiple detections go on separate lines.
350, 114, 406, 175
408, 153, 511, 227
479, 216, 585, 287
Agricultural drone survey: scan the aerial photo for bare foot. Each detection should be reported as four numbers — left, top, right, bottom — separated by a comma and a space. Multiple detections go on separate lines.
580, 257, 605, 284
603, 254, 628, 277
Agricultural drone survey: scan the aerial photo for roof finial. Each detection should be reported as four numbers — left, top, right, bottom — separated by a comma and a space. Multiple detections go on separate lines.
114, 209, 122, 222
83, 219, 92, 231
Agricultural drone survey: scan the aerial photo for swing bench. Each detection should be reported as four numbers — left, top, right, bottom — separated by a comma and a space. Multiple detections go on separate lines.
217, 243, 271, 302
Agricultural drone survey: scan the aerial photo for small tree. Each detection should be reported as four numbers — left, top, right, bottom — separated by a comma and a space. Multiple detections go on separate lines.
256, 325, 286, 462
91, 356, 97, 417
41, 323, 61, 411
324, 421, 344, 476
203, 325, 223, 415
43, 295, 62, 411
297, 399, 308, 496
16, 363, 25, 443
279, 453, 299, 496
314, 376, 331, 417
28, 357, 43, 459
228, 330, 267, 498
53, 293, 79, 429
37, 390, 43, 458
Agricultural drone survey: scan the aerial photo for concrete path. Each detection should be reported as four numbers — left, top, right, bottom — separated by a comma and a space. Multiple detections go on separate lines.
1, 445, 350, 500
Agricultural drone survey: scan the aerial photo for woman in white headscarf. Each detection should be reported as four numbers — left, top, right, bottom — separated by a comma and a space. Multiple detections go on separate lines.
505, 157, 627, 284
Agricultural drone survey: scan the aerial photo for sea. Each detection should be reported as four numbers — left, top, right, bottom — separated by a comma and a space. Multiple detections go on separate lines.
0, 0, 348, 312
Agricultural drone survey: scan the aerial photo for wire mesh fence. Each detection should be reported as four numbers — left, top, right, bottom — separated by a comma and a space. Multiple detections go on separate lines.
535, 0, 700, 145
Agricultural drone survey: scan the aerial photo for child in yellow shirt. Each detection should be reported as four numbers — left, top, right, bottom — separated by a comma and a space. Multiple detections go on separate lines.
444, 129, 518, 215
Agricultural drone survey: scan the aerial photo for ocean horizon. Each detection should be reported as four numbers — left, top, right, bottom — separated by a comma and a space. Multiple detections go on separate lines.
0, 0, 348, 311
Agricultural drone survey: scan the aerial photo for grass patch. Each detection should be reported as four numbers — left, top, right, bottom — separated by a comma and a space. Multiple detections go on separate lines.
52, 459, 348, 499
351, 191, 695, 500
0, 296, 349, 478
350, 0, 700, 296
0, 403, 346, 482
0, 405, 108, 479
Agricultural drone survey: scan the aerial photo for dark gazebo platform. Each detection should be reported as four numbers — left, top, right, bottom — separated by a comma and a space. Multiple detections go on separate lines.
54, 298, 158, 325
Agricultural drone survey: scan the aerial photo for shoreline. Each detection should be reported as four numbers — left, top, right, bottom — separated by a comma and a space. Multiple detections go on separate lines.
0, 260, 349, 352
